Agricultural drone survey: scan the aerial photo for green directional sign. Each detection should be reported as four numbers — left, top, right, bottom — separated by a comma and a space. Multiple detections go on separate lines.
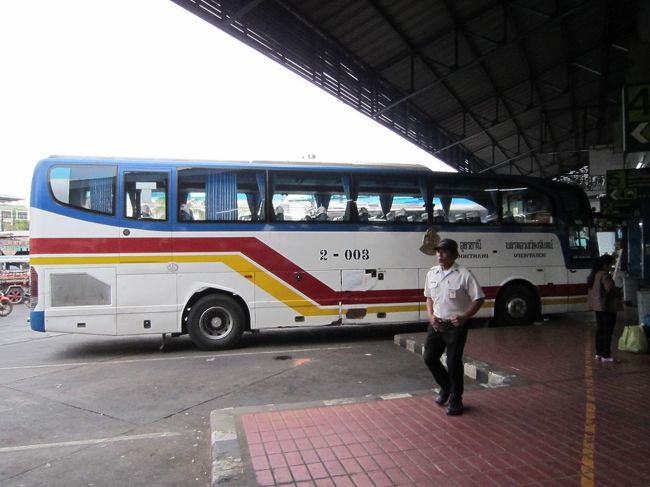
623, 83, 650, 152
607, 168, 650, 201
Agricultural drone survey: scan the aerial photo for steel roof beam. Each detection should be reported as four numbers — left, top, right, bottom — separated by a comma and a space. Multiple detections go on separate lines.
430, 36, 620, 162
367, 0, 518, 173
170, 0, 487, 172
372, 0, 594, 113
438, 0, 544, 176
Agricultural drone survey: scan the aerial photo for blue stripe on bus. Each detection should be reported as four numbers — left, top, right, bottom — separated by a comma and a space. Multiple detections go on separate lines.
30, 311, 45, 332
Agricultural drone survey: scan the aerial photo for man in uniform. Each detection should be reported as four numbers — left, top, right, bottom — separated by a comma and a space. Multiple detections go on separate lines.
423, 238, 485, 416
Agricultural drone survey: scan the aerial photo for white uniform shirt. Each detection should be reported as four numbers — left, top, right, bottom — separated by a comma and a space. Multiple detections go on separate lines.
424, 263, 485, 320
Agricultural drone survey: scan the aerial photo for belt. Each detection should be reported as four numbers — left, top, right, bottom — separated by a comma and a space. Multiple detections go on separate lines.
435, 318, 454, 328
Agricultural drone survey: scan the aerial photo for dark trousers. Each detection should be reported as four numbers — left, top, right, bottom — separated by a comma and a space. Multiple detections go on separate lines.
423, 325, 468, 401
595, 311, 616, 358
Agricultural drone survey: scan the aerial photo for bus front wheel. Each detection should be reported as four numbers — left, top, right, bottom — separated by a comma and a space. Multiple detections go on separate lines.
495, 284, 538, 327
187, 295, 245, 350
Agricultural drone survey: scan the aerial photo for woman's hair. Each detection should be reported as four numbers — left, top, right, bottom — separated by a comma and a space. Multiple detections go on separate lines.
587, 254, 614, 288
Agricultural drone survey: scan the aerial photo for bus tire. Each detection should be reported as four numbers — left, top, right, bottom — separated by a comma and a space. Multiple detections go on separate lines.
495, 284, 538, 327
187, 294, 245, 350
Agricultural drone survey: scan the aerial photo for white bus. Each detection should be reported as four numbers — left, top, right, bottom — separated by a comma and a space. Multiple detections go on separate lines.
29, 156, 597, 349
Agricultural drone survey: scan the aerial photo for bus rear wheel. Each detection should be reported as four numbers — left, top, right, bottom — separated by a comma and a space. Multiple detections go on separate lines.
495, 284, 538, 327
187, 295, 245, 350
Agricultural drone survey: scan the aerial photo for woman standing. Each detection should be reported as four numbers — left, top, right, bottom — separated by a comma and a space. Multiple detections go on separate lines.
586, 254, 620, 362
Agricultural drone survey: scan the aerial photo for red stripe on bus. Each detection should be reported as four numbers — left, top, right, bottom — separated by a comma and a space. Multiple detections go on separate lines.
30, 237, 587, 304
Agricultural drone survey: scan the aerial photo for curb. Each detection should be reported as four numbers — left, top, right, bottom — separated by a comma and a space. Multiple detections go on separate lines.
210, 410, 244, 486
393, 333, 527, 387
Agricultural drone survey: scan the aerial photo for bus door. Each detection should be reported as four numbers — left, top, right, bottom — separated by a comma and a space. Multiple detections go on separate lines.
567, 222, 593, 312
117, 169, 177, 334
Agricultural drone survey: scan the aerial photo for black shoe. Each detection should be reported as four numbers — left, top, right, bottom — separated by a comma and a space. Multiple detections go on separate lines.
435, 390, 449, 406
446, 400, 464, 416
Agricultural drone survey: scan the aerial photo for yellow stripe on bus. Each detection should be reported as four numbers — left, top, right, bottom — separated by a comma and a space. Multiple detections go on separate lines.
29, 255, 556, 318
31, 254, 334, 317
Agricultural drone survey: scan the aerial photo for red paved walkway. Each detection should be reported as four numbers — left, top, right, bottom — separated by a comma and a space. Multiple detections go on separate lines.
215, 312, 650, 486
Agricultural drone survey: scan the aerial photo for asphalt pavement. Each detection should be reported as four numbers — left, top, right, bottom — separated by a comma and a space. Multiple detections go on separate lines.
0, 308, 440, 487
4, 305, 650, 487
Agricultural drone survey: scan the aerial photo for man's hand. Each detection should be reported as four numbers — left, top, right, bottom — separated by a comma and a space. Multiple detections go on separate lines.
451, 315, 467, 327
428, 315, 441, 332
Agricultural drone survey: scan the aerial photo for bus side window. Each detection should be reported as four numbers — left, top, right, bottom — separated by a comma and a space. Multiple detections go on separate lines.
124, 171, 168, 221
432, 177, 498, 224
501, 187, 554, 225
568, 224, 593, 260
357, 173, 426, 224
49, 164, 116, 215
269, 171, 347, 222
177, 168, 266, 222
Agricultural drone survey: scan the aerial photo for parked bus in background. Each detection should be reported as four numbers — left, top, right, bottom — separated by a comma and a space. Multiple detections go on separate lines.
29, 156, 597, 350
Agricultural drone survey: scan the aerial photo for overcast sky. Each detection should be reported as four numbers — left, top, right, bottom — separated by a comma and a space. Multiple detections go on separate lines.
0, 0, 449, 202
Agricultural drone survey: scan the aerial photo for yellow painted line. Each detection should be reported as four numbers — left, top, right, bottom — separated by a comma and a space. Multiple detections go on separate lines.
581, 332, 596, 486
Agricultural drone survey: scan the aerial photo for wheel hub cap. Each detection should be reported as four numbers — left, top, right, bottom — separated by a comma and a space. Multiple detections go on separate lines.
506, 297, 527, 319
200, 306, 232, 339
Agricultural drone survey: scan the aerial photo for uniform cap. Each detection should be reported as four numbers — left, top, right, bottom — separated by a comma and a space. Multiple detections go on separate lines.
434, 238, 458, 253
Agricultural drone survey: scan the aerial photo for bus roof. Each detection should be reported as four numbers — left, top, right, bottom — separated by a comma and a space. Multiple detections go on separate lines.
41, 155, 439, 175
37, 156, 586, 195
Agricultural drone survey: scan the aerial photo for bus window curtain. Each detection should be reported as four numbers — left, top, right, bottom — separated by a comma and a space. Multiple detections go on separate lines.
244, 173, 266, 221
488, 191, 499, 218
379, 194, 393, 216
90, 177, 113, 214
420, 179, 432, 222
245, 193, 258, 221
315, 193, 331, 210
206, 172, 237, 221
440, 196, 452, 217
343, 175, 358, 221
256, 173, 266, 221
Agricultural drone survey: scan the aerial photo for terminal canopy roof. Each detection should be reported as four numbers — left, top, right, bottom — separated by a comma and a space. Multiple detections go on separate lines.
171, 0, 644, 179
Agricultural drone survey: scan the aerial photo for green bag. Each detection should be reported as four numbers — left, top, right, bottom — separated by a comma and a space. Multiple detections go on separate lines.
618, 325, 648, 353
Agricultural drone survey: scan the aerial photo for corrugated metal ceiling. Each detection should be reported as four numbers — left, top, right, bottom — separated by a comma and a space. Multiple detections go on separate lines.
170, 0, 641, 178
